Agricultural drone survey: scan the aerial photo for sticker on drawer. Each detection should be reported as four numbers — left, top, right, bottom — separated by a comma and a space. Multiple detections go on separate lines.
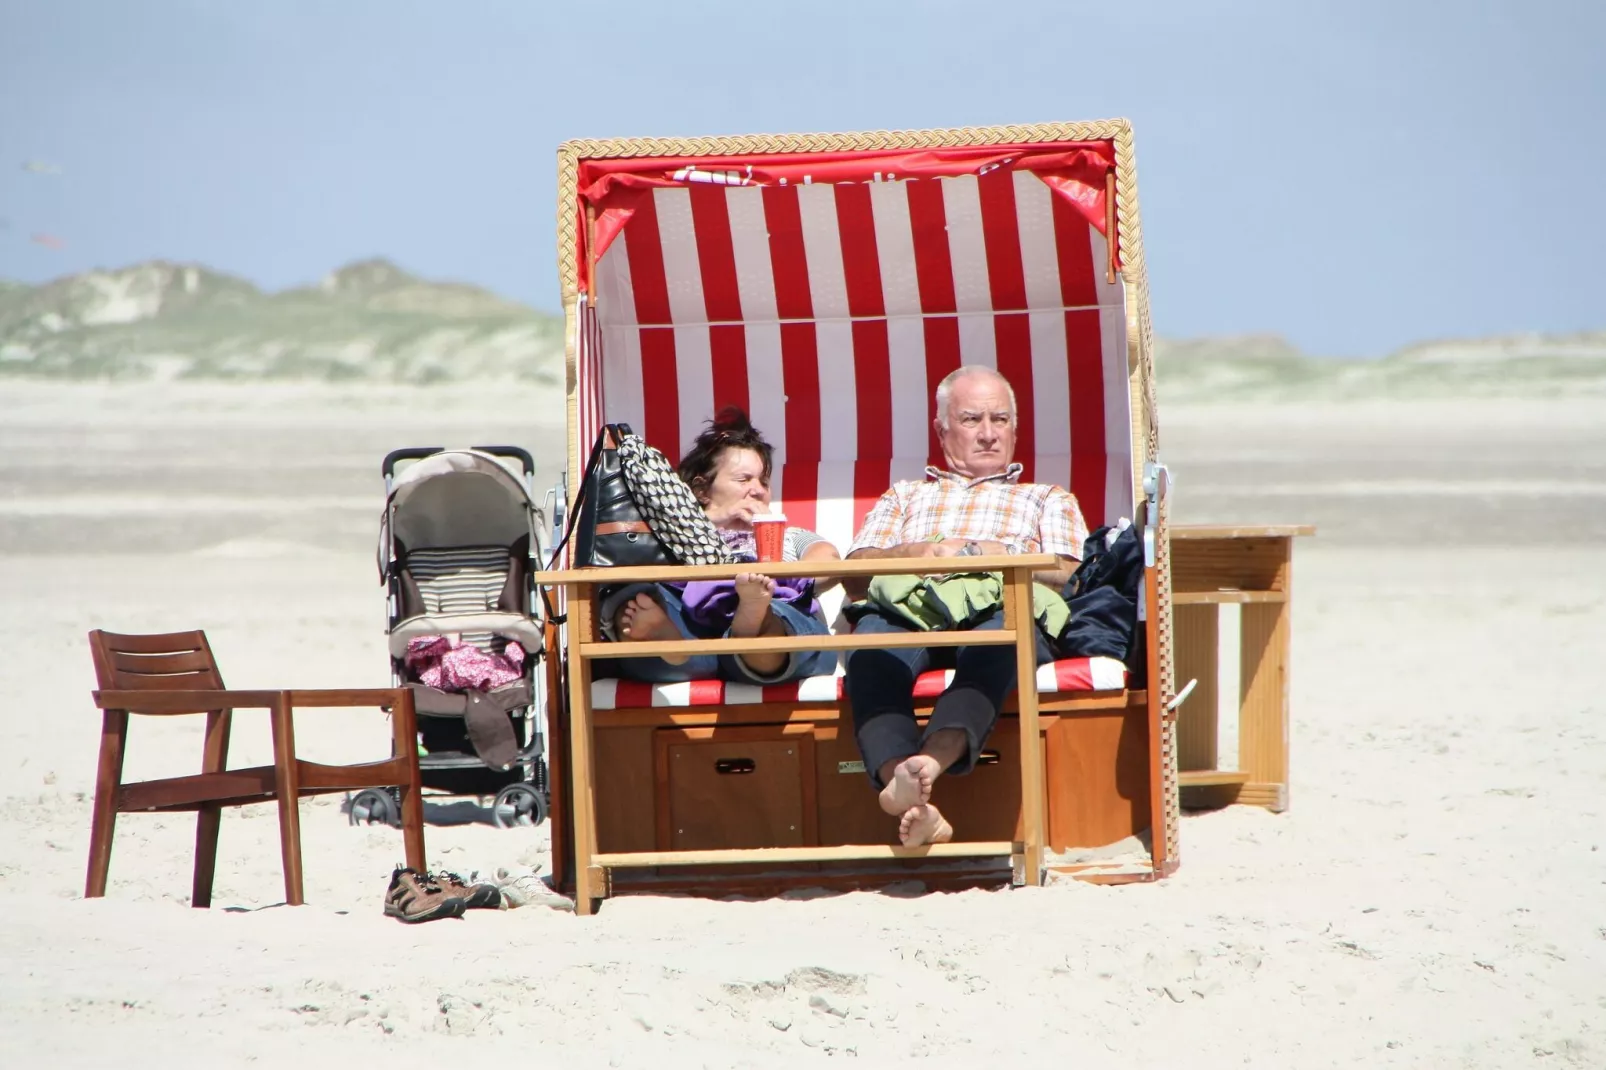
837, 760, 865, 774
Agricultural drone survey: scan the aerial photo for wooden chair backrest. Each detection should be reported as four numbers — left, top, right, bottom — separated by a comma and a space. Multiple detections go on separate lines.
88, 629, 226, 694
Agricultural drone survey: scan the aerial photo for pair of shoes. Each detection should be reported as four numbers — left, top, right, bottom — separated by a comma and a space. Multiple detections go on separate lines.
383, 866, 501, 923
385, 866, 465, 923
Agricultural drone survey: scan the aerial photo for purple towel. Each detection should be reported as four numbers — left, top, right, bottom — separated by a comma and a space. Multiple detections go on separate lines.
677, 577, 817, 633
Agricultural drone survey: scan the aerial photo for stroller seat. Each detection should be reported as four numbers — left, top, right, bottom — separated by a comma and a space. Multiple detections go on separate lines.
387, 545, 545, 659
391, 543, 538, 724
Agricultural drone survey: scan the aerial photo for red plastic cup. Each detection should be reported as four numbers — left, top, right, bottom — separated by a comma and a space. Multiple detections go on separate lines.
752, 514, 787, 563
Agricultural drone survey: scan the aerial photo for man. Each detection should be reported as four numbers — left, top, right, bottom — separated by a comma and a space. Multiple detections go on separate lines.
843, 366, 1088, 846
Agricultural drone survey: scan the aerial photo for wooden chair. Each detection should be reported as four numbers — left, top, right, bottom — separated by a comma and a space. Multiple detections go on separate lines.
544, 121, 1186, 914
86, 629, 425, 907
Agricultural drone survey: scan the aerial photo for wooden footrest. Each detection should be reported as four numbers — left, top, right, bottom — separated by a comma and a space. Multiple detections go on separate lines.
119, 767, 277, 812
1178, 770, 1251, 787
593, 842, 1020, 868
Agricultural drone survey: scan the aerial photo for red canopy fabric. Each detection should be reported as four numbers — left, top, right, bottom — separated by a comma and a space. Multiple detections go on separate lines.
575, 141, 1117, 297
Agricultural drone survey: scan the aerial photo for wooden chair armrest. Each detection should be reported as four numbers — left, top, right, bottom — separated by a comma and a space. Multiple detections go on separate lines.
92, 689, 281, 714
1169, 524, 1316, 539
538, 553, 1056, 587
284, 688, 414, 709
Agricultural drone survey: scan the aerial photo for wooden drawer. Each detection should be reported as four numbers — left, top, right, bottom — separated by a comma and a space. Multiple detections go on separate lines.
655, 726, 817, 851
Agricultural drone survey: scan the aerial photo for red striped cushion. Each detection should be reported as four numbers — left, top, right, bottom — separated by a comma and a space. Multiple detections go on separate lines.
590, 656, 1127, 710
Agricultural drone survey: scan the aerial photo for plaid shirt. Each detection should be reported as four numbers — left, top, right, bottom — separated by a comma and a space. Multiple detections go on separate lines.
848, 464, 1090, 560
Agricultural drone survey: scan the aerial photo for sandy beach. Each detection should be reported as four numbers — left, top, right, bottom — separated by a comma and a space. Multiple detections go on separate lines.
2, 382, 1602, 1067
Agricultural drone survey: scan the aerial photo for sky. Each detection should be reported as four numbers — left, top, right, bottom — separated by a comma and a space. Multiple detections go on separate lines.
0, 0, 1601, 357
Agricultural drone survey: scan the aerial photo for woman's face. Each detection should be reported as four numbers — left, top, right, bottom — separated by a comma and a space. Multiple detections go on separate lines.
699, 446, 771, 529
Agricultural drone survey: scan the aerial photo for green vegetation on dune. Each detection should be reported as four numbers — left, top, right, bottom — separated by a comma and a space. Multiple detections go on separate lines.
1153, 333, 1606, 402
0, 259, 563, 383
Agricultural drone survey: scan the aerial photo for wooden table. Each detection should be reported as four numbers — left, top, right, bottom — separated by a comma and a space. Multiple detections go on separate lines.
1168, 524, 1314, 811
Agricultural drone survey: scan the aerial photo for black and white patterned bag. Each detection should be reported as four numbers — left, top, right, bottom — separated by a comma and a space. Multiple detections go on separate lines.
562, 423, 736, 569
614, 427, 735, 565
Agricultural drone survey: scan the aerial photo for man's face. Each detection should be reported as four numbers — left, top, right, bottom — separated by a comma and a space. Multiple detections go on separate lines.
937, 374, 1016, 478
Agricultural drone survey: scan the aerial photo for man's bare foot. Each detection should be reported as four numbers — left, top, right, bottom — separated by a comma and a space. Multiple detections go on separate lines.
731, 572, 786, 677
899, 803, 954, 847
617, 592, 689, 665
878, 754, 943, 816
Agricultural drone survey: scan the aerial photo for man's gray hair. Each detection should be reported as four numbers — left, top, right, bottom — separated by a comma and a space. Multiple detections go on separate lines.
934, 365, 1018, 429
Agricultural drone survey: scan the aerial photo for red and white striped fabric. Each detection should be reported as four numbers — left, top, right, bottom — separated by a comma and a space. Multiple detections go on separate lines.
575, 165, 1133, 556
591, 656, 1128, 710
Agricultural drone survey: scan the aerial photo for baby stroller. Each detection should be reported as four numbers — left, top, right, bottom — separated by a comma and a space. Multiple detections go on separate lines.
349, 446, 552, 829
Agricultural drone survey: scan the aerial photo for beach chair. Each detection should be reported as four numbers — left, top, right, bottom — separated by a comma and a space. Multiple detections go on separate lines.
540, 121, 1183, 914
86, 629, 426, 907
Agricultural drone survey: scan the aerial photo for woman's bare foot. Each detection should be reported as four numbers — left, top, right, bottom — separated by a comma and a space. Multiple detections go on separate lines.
878, 754, 943, 816
731, 572, 787, 676
899, 803, 954, 847
730, 573, 776, 637
616, 592, 689, 665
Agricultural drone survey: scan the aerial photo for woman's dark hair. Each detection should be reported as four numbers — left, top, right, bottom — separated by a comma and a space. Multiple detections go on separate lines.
677, 407, 774, 503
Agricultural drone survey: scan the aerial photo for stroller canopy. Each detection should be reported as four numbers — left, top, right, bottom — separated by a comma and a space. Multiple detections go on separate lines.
382, 449, 539, 557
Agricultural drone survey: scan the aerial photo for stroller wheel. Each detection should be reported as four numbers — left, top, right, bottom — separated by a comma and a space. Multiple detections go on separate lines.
491, 783, 547, 829
349, 788, 401, 828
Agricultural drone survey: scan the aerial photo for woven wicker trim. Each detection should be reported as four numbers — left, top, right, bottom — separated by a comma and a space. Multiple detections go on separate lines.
563, 296, 581, 520
561, 119, 1128, 159
1155, 479, 1180, 869
1104, 125, 1174, 868
1111, 124, 1157, 463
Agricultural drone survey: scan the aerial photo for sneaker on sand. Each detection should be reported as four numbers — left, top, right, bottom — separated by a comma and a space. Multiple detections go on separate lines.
491, 866, 575, 912
431, 870, 502, 910
384, 866, 467, 923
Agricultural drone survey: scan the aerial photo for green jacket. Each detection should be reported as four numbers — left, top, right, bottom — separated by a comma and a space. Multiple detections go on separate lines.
865, 571, 1070, 635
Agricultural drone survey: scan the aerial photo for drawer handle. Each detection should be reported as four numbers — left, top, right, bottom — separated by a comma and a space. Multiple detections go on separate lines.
976, 750, 1001, 767
714, 757, 756, 775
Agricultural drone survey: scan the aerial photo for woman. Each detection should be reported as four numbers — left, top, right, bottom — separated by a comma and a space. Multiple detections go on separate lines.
600, 408, 840, 684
